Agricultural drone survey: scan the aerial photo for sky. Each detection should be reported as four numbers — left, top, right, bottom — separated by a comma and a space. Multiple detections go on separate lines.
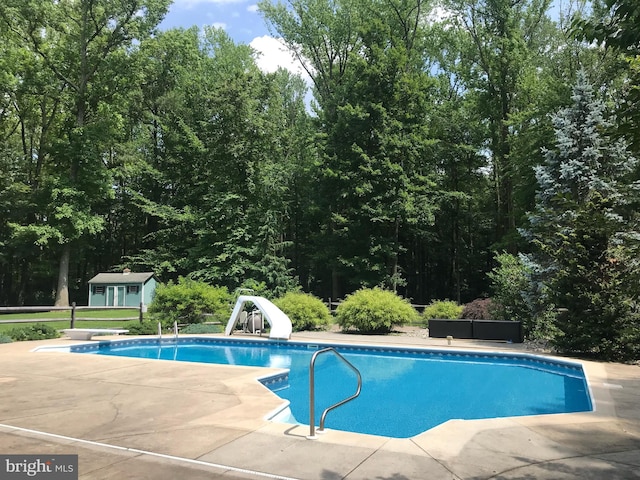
158, 0, 307, 78
158, 0, 569, 79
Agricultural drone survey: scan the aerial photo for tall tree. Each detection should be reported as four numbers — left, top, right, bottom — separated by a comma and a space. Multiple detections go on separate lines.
117, 27, 205, 279
261, 0, 439, 298
446, 0, 554, 250
123, 28, 313, 296
524, 71, 640, 359
0, 0, 170, 305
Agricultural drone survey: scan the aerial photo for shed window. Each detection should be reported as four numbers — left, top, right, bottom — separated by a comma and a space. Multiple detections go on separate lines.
127, 285, 139, 294
93, 286, 105, 295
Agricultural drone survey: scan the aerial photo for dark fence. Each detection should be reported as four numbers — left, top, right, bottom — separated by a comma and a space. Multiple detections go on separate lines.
428, 319, 523, 343
0, 303, 145, 328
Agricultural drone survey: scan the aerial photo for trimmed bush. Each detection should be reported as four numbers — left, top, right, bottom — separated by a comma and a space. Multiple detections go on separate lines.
273, 292, 331, 331
461, 298, 494, 320
180, 323, 224, 334
149, 277, 232, 324
422, 300, 464, 320
336, 288, 419, 334
0, 334, 13, 344
7, 323, 59, 341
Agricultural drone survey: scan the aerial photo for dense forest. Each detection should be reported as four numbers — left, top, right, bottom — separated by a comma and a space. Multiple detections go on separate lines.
0, 0, 638, 314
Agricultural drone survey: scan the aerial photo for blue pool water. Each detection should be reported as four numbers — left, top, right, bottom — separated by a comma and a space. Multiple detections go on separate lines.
72, 338, 592, 438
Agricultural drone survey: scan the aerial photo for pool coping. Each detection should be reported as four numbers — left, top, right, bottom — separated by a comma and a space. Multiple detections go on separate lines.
32, 334, 603, 441
2, 333, 639, 479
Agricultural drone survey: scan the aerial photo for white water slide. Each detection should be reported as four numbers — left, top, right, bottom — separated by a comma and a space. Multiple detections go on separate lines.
224, 295, 292, 340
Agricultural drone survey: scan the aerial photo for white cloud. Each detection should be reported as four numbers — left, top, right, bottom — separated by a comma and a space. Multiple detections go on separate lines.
247, 4, 258, 13
250, 36, 316, 112
250, 36, 308, 78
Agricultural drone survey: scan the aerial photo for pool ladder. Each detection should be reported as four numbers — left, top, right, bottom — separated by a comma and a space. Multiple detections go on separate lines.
307, 347, 362, 439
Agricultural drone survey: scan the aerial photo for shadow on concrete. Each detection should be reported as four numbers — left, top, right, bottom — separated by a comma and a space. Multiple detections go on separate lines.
320, 470, 412, 480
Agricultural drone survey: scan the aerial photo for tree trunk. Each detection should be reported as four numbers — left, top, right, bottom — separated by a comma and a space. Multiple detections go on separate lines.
54, 244, 71, 306
332, 267, 342, 301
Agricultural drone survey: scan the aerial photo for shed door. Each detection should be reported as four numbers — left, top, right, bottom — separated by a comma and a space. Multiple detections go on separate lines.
107, 286, 125, 306
117, 286, 125, 306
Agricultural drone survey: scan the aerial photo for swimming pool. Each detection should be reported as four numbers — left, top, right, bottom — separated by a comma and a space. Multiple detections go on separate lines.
70, 337, 593, 438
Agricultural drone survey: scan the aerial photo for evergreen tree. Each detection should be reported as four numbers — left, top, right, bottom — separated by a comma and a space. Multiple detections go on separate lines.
524, 71, 640, 360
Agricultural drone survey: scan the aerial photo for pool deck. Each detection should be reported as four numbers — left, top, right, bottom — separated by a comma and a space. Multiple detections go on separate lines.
0, 331, 639, 479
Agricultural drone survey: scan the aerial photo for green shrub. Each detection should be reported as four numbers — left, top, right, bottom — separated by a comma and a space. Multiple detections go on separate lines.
7, 323, 59, 341
125, 320, 161, 335
488, 252, 558, 340
422, 300, 463, 320
461, 298, 494, 319
0, 334, 13, 344
273, 292, 331, 331
180, 323, 224, 334
488, 252, 531, 322
336, 288, 419, 334
149, 278, 232, 324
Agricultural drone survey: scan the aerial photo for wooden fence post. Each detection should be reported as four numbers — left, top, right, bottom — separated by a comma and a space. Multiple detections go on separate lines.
139, 302, 144, 323
70, 302, 76, 328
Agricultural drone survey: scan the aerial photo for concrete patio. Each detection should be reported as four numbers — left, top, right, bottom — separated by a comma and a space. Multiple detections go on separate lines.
0, 331, 638, 479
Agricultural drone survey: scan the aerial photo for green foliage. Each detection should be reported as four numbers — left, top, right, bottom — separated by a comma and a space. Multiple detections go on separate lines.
446, 0, 558, 251
7, 323, 59, 341
123, 29, 307, 297
572, 0, 640, 152
488, 252, 557, 340
179, 323, 224, 334
2, 0, 635, 358
0, 0, 172, 306
460, 299, 494, 320
273, 292, 331, 331
335, 288, 418, 334
524, 72, 640, 360
148, 278, 232, 324
234, 280, 273, 300
124, 321, 160, 335
422, 300, 463, 320
261, 0, 439, 293
0, 334, 13, 344
488, 253, 529, 321
545, 199, 640, 360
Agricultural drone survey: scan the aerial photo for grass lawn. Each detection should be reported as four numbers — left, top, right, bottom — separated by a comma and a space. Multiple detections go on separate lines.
0, 308, 140, 334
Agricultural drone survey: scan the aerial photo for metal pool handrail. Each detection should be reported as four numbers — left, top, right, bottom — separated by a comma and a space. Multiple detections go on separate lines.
307, 347, 362, 439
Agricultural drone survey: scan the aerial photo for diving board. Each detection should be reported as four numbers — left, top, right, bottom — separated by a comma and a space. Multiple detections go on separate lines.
63, 328, 129, 340
225, 295, 292, 340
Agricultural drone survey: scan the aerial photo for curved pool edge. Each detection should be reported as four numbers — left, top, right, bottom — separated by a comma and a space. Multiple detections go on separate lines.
410, 358, 614, 450
32, 334, 599, 441
255, 357, 613, 451
4, 335, 638, 480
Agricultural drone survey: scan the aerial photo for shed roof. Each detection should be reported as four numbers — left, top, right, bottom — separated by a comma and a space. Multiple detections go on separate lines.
88, 272, 156, 284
